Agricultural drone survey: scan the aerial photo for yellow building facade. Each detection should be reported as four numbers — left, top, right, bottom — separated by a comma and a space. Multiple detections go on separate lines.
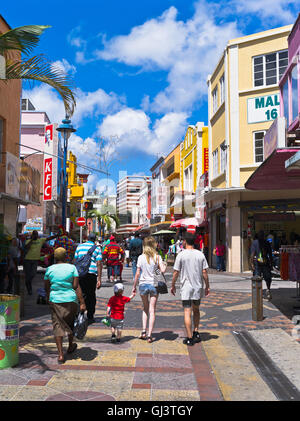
206, 24, 295, 272
180, 123, 209, 195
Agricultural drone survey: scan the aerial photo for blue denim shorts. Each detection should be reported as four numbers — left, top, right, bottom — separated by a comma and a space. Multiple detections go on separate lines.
139, 283, 157, 296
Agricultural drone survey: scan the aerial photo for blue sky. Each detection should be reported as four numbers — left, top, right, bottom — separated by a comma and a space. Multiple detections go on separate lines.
2, 0, 299, 193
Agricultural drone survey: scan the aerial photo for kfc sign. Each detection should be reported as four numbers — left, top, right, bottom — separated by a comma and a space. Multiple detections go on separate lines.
43, 157, 53, 201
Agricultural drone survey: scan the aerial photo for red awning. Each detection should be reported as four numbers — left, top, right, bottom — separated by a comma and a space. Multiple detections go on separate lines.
245, 148, 300, 190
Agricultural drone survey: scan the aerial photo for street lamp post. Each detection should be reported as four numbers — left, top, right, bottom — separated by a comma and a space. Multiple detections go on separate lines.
56, 115, 76, 229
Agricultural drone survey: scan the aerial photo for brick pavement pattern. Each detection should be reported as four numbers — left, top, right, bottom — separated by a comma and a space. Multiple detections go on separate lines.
0, 268, 299, 401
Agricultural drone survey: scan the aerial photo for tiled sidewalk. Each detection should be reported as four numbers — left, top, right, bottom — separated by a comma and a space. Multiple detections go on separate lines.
0, 288, 297, 401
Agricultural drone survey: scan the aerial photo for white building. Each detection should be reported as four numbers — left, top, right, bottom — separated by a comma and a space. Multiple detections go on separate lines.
116, 175, 151, 235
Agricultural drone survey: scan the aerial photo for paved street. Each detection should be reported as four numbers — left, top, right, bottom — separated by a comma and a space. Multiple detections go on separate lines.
1, 265, 300, 403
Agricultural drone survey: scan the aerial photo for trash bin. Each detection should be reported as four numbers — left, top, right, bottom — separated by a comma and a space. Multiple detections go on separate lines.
251, 276, 263, 321
0, 294, 20, 369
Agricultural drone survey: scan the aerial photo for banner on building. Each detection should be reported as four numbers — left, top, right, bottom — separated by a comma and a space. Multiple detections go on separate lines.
43, 123, 59, 202
247, 93, 280, 124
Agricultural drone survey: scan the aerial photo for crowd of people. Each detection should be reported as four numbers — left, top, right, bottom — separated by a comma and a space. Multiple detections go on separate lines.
1, 224, 300, 363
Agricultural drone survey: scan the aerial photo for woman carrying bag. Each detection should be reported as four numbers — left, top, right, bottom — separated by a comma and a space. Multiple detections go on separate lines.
131, 236, 167, 343
44, 247, 86, 364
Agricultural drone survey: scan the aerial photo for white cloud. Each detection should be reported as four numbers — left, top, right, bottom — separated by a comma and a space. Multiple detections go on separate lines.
22, 82, 124, 126
96, 3, 241, 114
98, 107, 188, 156
51, 59, 77, 76
232, 0, 298, 24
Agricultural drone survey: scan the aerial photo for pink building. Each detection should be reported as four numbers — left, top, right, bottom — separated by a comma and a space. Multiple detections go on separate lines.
21, 99, 63, 233
279, 13, 300, 141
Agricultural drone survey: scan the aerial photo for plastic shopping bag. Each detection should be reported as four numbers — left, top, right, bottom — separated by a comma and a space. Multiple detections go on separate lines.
73, 311, 88, 340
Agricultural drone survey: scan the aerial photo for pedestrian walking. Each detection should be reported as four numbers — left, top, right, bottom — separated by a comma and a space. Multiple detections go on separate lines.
171, 232, 210, 346
131, 236, 166, 343
53, 226, 76, 263
102, 235, 125, 283
74, 233, 102, 324
106, 283, 136, 343
214, 239, 226, 271
23, 230, 58, 295
129, 233, 143, 279
6, 238, 20, 294
250, 230, 273, 300
44, 247, 86, 364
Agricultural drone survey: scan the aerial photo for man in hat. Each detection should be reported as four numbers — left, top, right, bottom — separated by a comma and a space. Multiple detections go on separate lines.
102, 235, 125, 283
74, 233, 102, 324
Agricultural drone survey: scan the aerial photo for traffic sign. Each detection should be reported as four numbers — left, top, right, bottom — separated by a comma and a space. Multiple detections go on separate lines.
76, 217, 86, 227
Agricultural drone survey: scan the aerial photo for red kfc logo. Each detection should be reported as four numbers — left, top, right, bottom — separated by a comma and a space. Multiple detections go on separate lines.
45, 125, 53, 146
43, 158, 52, 201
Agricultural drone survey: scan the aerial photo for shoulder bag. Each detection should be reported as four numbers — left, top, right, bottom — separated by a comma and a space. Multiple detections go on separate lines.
154, 255, 168, 294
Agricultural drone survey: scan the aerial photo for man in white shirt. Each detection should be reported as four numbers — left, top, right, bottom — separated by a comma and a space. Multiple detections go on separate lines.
171, 233, 210, 346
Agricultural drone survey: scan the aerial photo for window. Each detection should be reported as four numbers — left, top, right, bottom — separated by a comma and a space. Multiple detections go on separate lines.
184, 165, 193, 192
292, 65, 298, 123
212, 87, 218, 114
0, 118, 3, 163
254, 131, 265, 163
220, 74, 225, 104
283, 79, 289, 124
212, 149, 219, 178
253, 50, 288, 87
220, 142, 227, 173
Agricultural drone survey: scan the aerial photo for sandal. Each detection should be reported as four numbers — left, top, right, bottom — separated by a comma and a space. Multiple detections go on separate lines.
147, 336, 153, 343
67, 343, 77, 354
139, 331, 147, 340
57, 356, 65, 364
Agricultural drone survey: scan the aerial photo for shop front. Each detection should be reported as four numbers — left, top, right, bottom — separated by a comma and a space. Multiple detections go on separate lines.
240, 198, 300, 272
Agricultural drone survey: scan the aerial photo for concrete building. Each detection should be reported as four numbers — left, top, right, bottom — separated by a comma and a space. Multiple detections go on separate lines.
116, 175, 151, 236
0, 16, 40, 237
20, 99, 63, 234
206, 23, 292, 272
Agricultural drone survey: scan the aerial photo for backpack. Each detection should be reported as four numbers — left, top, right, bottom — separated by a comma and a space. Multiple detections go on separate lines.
74, 244, 97, 278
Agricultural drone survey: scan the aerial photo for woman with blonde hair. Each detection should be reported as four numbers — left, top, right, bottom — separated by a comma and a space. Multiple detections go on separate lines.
131, 236, 166, 343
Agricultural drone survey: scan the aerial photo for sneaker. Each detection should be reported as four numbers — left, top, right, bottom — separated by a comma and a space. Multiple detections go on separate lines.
111, 334, 116, 343
116, 338, 121, 343
192, 331, 201, 342
266, 290, 272, 301
183, 337, 194, 346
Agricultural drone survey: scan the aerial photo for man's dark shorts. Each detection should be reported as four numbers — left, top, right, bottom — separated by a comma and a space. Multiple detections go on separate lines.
182, 299, 201, 308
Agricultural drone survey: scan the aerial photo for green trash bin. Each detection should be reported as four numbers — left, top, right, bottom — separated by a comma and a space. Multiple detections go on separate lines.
0, 294, 20, 369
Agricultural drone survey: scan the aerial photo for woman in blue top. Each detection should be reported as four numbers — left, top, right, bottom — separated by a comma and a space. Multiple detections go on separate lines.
44, 247, 86, 364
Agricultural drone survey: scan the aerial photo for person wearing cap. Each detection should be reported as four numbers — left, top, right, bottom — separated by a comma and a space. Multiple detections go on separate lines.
44, 247, 86, 364
74, 233, 102, 324
102, 235, 125, 283
106, 283, 135, 343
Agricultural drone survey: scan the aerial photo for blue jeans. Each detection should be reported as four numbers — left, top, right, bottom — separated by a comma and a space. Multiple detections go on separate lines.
131, 257, 138, 278
139, 283, 157, 297
216, 255, 225, 271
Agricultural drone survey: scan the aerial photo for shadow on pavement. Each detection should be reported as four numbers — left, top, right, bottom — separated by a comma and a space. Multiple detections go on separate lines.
199, 332, 219, 342
152, 330, 179, 341
266, 287, 300, 320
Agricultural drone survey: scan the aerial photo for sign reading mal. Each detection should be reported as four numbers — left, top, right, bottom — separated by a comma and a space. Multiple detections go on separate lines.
247, 93, 280, 124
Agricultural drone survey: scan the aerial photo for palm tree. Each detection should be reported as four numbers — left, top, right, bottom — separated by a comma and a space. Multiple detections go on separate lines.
87, 207, 120, 235
0, 24, 76, 116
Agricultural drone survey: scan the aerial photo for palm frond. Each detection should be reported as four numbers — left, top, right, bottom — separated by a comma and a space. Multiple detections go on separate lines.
5, 54, 76, 116
0, 25, 50, 57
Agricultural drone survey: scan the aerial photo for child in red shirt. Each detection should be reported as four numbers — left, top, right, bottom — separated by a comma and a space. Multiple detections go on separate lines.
107, 283, 135, 343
